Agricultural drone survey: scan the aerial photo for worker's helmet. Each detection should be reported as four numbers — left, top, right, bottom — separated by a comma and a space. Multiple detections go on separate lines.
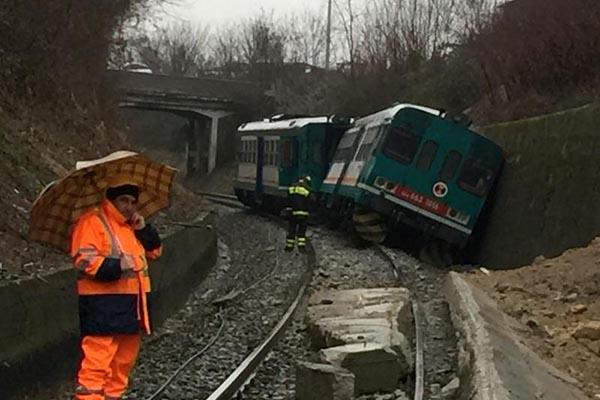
301, 175, 312, 188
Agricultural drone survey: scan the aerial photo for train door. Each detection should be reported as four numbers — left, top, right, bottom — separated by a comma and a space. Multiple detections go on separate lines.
262, 136, 280, 194
279, 136, 298, 189
255, 136, 265, 203
306, 127, 328, 189
336, 126, 365, 190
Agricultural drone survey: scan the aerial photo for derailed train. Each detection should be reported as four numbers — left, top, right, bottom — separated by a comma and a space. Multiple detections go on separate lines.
233, 103, 504, 260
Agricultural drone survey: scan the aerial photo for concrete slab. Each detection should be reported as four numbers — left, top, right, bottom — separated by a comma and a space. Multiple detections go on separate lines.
445, 272, 591, 400
295, 361, 355, 400
320, 343, 402, 394
306, 288, 413, 374
307, 288, 412, 340
308, 287, 410, 309
312, 316, 406, 347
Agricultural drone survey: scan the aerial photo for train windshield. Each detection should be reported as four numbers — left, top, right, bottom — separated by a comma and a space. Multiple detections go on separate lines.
333, 128, 360, 162
382, 126, 421, 164
457, 158, 494, 196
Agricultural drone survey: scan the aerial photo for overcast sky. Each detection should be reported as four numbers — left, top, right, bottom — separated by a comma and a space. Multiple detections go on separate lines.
159, 0, 357, 27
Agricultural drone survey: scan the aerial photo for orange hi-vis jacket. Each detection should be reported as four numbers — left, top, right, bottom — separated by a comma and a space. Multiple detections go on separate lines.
71, 200, 162, 335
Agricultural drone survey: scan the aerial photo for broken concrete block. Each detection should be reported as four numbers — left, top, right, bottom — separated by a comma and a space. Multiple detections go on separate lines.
306, 288, 413, 357
295, 361, 355, 400
320, 343, 404, 394
310, 316, 412, 369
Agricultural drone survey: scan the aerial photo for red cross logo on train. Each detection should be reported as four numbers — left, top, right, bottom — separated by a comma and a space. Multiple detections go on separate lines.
432, 182, 448, 198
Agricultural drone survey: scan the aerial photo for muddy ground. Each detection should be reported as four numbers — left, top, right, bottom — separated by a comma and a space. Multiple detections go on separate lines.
469, 237, 600, 398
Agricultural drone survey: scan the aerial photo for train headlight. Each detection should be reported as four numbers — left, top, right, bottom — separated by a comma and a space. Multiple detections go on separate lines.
446, 208, 470, 225
375, 177, 397, 192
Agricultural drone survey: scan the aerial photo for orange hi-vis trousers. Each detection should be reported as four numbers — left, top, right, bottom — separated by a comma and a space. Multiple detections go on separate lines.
75, 334, 141, 400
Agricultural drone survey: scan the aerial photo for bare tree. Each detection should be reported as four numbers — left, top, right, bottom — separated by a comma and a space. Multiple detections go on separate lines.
240, 12, 286, 82
334, 0, 361, 75
210, 25, 245, 78
284, 9, 327, 67
128, 21, 211, 77
454, 0, 500, 39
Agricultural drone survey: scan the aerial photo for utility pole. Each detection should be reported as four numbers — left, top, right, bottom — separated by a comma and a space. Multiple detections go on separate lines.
325, 0, 332, 70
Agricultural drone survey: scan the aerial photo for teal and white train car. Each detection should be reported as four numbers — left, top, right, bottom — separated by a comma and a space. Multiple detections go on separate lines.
233, 115, 350, 210
321, 103, 504, 254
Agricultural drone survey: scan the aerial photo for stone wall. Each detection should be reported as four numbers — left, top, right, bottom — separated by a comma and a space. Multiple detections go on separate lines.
476, 103, 600, 267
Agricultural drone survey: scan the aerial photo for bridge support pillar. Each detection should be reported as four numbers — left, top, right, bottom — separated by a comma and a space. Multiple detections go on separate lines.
185, 120, 198, 177
185, 110, 234, 178
185, 117, 209, 177
208, 116, 219, 174
202, 110, 234, 175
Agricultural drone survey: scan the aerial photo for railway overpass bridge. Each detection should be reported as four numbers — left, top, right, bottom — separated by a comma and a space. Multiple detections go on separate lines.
107, 70, 262, 176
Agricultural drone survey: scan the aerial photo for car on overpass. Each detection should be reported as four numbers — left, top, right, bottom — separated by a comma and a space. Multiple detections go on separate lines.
123, 62, 153, 74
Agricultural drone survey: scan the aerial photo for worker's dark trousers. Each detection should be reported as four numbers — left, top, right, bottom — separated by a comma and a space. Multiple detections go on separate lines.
285, 215, 307, 250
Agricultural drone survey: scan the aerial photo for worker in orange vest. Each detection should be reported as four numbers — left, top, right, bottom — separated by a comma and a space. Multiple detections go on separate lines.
70, 180, 162, 400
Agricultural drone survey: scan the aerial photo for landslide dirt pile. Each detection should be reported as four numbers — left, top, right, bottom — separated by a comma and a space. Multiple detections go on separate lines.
469, 238, 600, 398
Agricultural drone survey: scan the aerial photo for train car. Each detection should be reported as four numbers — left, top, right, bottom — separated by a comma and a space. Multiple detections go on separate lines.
233, 115, 350, 211
322, 103, 504, 255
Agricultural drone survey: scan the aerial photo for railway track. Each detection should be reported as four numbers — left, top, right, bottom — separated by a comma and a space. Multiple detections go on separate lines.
375, 244, 458, 400
176, 192, 451, 399
204, 241, 316, 400
198, 192, 245, 209
376, 245, 425, 400
141, 198, 316, 400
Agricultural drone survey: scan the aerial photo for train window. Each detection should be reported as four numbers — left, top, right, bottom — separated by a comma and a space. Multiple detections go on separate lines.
281, 140, 294, 167
457, 158, 493, 196
266, 141, 273, 165
334, 128, 361, 162
382, 126, 421, 164
416, 140, 438, 171
361, 127, 375, 145
355, 146, 367, 161
355, 126, 380, 161
439, 151, 462, 181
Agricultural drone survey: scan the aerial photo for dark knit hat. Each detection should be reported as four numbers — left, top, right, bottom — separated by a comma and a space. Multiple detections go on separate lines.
106, 184, 140, 201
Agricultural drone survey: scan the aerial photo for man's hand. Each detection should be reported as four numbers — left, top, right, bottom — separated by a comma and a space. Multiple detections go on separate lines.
120, 254, 139, 272
130, 212, 146, 230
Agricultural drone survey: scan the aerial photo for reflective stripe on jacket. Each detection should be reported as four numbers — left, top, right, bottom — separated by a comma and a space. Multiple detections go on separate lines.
288, 185, 310, 216
70, 200, 162, 335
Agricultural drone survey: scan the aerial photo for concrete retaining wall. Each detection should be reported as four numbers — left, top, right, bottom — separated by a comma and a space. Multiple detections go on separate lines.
445, 272, 589, 400
0, 221, 217, 399
477, 103, 600, 267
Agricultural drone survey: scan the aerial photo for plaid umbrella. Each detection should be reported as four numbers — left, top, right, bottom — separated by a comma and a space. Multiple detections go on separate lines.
29, 151, 176, 252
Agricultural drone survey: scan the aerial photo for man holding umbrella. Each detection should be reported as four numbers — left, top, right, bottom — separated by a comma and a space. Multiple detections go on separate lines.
29, 151, 175, 400
71, 177, 162, 400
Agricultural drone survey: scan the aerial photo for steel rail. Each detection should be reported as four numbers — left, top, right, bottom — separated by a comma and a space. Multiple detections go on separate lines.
201, 192, 245, 209
204, 242, 316, 400
375, 245, 425, 400
195, 191, 239, 201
